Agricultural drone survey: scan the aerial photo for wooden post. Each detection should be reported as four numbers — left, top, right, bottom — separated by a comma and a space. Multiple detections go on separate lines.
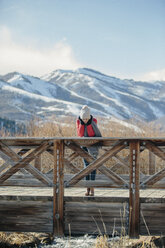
34, 155, 41, 171
129, 140, 140, 238
58, 140, 64, 236
149, 151, 156, 175
53, 141, 59, 236
53, 140, 64, 236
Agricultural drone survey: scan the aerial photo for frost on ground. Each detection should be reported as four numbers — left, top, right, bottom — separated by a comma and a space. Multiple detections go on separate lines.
41, 235, 122, 248
40, 235, 164, 248
41, 235, 96, 248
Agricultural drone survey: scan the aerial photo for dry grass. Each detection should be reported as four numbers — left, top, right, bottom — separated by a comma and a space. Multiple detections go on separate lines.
25, 115, 165, 138
0, 232, 53, 247
95, 235, 165, 248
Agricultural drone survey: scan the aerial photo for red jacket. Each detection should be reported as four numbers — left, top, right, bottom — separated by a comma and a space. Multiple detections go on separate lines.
76, 118, 97, 137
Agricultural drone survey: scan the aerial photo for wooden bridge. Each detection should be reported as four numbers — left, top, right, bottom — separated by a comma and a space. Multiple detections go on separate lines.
0, 137, 165, 238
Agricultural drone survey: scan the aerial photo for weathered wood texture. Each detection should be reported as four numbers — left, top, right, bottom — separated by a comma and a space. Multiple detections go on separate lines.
0, 174, 165, 188
64, 198, 129, 235
53, 141, 64, 236
0, 141, 52, 186
0, 199, 53, 232
66, 141, 127, 186
0, 189, 164, 236
53, 141, 59, 235
140, 202, 165, 235
0, 137, 165, 237
149, 151, 156, 175
129, 141, 140, 238
59, 141, 64, 235
34, 155, 42, 171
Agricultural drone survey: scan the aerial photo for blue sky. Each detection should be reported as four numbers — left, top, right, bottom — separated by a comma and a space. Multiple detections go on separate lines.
0, 0, 165, 81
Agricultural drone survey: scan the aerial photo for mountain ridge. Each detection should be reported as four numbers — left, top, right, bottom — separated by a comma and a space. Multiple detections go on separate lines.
0, 68, 165, 125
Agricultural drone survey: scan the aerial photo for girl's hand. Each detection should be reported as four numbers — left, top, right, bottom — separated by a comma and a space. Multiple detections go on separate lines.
79, 116, 85, 125
86, 115, 92, 125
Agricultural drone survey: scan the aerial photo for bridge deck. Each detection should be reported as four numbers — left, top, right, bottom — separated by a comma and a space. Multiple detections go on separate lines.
0, 187, 165, 198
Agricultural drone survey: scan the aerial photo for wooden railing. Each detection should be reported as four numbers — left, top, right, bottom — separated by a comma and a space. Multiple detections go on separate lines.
0, 137, 165, 237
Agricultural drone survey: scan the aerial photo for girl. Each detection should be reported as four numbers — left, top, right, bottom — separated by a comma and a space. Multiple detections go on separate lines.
76, 105, 102, 196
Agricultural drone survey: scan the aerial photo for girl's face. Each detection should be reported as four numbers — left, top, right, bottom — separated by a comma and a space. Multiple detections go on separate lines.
82, 118, 89, 124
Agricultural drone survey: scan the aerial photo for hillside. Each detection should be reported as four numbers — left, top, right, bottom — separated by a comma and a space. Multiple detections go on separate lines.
0, 68, 165, 132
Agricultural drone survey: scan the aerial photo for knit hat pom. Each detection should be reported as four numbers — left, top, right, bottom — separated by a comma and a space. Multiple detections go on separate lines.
80, 105, 90, 120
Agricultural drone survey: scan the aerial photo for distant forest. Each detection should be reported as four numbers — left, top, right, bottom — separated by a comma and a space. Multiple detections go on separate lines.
0, 117, 26, 135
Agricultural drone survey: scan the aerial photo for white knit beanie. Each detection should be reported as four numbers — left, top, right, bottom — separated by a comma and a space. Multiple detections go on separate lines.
80, 105, 90, 119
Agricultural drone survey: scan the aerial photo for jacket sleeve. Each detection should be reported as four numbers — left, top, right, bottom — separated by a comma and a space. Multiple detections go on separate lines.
76, 119, 85, 137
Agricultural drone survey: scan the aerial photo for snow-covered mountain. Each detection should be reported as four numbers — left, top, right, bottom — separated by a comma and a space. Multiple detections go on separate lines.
0, 68, 165, 124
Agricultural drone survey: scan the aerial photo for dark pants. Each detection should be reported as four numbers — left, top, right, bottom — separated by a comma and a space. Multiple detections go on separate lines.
83, 147, 96, 181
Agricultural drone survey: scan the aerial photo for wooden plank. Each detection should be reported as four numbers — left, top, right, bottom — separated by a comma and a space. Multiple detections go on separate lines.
98, 166, 128, 186
144, 141, 165, 160
149, 151, 156, 175
64, 222, 125, 235
0, 174, 164, 188
34, 155, 42, 171
141, 168, 165, 187
140, 197, 165, 203
140, 218, 165, 224
65, 216, 126, 223
65, 141, 93, 163
129, 140, 140, 238
0, 200, 53, 232
68, 152, 79, 162
140, 202, 165, 235
0, 195, 53, 201
139, 211, 165, 217
0, 141, 52, 185
0, 173, 153, 188
1, 137, 165, 148
65, 201, 126, 208
112, 154, 129, 173
65, 211, 126, 217
64, 196, 129, 203
0, 150, 28, 175
141, 203, 165, 210
64, 158, 80, 173
67, 141, 126, 186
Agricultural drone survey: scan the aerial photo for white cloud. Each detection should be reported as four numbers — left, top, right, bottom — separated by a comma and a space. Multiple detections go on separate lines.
134, 68, 165, 82
0, 26, 82, 76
